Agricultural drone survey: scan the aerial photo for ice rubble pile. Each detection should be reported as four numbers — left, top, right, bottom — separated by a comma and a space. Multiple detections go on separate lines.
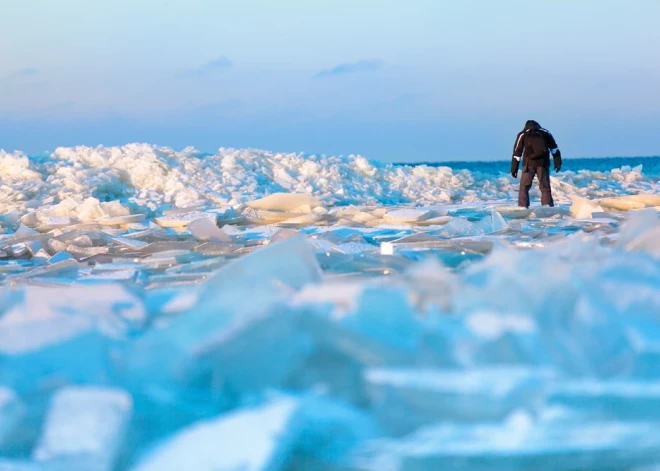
4, 189, 660, 284
1, 210, 660, 470
0, 144, 657, 213
3, 189, 660, 286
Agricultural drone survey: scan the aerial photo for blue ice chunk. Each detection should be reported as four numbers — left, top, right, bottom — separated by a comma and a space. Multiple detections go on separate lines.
437, 217, 476, 238
118, 237, 321, 395
33, 387, 133, 471
0, 284, 144, 392
596, 252, 660, 320
629, 321, 660, 379
541, 288, 636, 377
632, 348, 660, 379
475, 209, 508, 234
456, 247, 561, 313
290, 395, 383, 469
460, 311, 551, 367
47, 252, 74, 264
0, 294, 104, 391
0, 388, 24, 450
0, 460, 44, 471
365, 367, 556, 435
397, 418, 660, 471
419, 315, 470, 368
548, 380, 660, 421
203, 307, 315, 393
341, 288, 421, 357
197, 235, 321, 293
302, 287, 422, 368
617, 208, 660, 250
348, 415, 660, 471
130, 397, 302, 471
284, 340, 368, 406
460, 247, 637, 376
593, 257, 660, 377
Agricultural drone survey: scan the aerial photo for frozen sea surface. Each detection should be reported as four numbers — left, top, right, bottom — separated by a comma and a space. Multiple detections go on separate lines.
0, 145, 660, 470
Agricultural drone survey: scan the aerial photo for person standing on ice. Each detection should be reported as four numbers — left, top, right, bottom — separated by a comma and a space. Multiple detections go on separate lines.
510, 120, 562, 208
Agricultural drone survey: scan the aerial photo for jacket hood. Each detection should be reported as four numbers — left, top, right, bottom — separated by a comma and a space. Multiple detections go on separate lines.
525, 120, 541, 131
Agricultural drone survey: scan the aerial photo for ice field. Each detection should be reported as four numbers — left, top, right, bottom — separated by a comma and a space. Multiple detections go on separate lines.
1, 144, 660, 470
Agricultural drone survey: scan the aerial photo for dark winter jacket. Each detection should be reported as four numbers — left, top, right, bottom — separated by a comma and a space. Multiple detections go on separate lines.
511, 120, 562, 173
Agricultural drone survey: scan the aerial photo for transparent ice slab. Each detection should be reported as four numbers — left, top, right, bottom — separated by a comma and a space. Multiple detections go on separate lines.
347, 416, 660, 471
116, 237, 322, 397
130, 397, 302, 471
33, 387, 133, 471
365, 367, 555, 434
0, 388, 24, 450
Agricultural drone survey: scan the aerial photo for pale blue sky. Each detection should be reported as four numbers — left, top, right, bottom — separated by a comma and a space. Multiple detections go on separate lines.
1, 0, 659, 161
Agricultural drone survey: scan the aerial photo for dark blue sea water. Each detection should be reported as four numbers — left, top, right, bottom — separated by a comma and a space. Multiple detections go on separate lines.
401, 156, 660, 176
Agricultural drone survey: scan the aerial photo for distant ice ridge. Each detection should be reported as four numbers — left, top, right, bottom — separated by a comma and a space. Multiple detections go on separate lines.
0, 144, 657, 212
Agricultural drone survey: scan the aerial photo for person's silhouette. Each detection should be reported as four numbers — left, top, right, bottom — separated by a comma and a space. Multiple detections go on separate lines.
511, 120, 562, 208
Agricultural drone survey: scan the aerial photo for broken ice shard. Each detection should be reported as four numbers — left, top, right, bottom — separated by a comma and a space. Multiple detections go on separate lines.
365, 367, 555, 434
570, 196, 604, 219
474, 209, 508, 233
301, 286, 422, 367
187, 217, 232, 244
383, 208, 430, 224
33, 387, 133, 471
246, 193, 322, 212
548, 380, 660, 421
0, 284, 144, 392
98, 214, 146, 227
395, 416, 660, 471
0, 460, 44, 471
118, 236, 321, 396
154, 211, 217, 228
130, 397, 301, 471
0, 387, 24, 450
290, 395, 382, 469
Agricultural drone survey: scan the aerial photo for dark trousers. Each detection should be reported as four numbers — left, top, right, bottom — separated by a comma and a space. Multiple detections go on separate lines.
518, 165, 554, 208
